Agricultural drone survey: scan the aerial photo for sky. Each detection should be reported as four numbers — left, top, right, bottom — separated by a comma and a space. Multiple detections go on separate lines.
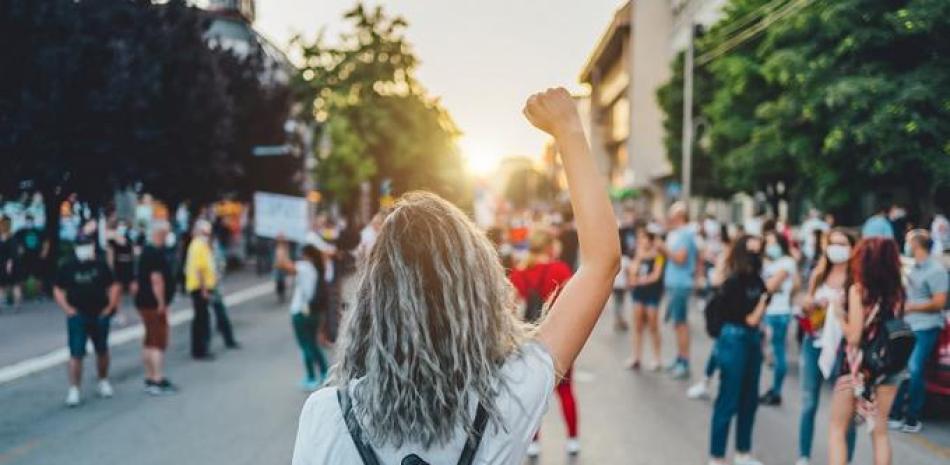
255, 0, 624, 173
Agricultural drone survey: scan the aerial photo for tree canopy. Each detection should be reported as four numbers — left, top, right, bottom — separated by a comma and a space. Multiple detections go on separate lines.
294, 3, 468, 211
657, 0, 950, 220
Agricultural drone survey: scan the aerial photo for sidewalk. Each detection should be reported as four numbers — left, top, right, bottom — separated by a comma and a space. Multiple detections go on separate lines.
0, 270, 275, 371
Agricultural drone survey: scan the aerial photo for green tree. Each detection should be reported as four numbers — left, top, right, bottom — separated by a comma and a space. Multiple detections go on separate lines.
294, 3, 467, 211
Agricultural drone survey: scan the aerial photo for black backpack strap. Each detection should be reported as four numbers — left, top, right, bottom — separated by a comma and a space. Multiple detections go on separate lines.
457, 403, 489, 465
338, 388, 381, 465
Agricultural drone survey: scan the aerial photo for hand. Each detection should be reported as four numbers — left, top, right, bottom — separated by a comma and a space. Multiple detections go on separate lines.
103, 306, 116, 317
157, 305, 168, 316
64, 306, 77, 317
201, 289, 211, 300
523, 87, 582, 139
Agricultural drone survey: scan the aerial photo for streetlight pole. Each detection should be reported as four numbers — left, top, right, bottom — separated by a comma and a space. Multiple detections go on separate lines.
681, 24, 694, 205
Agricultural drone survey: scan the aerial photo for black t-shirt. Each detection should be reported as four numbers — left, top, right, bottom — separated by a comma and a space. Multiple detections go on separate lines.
0, 235, 14, 264
718, 272, 767, 327
15, 228, 43, 258
135, 245, 174, 309
55, 259, 114, 315
619, 226, 637, 257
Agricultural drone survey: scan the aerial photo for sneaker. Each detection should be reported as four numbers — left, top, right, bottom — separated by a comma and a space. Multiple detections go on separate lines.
157, 379, 178, 394
526, 441, 541, 458
565, 438, 580, 455
65, 386, 81, 407
687, 379, 710, 399
614, 318, 628, 332
97, 379, 114, 398
901, 420, 922, 433
670, 363, 689, 380
758, 391, 781, 406
625, 358, 641, 370
734, 453, 764, 465
647, 360, 661, 372
795, 458, 810, 465
145, 380, 163, 396
226, 342, 242, 350
887, 418, 904, 430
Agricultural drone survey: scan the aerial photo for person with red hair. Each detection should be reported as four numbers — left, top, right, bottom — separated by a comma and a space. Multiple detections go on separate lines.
828, 237, 907, 465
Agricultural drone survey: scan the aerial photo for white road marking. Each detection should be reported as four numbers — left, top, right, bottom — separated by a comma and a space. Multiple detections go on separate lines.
0, 282, 273, 385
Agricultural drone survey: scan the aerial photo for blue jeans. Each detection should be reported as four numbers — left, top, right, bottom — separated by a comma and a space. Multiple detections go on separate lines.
67, 313, 111, 358
704, 346, 718, 378
765, 314, 790, 396
799, 335, 855, 460
890, 327, 940, 423
709, 324, 762, 458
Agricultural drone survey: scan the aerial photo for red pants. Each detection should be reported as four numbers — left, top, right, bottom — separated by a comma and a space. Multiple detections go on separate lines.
535, 369, 578, 439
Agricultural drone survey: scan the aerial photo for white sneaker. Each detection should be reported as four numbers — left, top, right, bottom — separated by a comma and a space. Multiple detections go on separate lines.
526, 441, 541, 458
97, 379, 114, 398
565, 438, 581, 455
687, 379, 710, 399
734, 453, 764, 465
795, 458, 810, 465
65, 386, 81, 407
887, 418, 904, 430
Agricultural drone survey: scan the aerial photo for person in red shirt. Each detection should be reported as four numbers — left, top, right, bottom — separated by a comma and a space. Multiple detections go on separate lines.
509, 229, 578, 457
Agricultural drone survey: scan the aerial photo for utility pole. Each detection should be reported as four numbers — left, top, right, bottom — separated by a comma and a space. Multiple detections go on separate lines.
681, 24, 694, 204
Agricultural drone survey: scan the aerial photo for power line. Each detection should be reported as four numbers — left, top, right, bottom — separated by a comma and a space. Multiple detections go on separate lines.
696, 0, 815, 67
708, 0, 791, 42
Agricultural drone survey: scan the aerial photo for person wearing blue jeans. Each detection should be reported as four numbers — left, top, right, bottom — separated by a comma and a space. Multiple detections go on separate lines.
889, 230, 948, 433
760, 231, 796, 406
707, 234, 767, 465
799, 335, 855, 463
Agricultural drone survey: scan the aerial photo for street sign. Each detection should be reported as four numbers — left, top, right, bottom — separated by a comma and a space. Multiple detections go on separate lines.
253, 191, 309, 243
252, 144, 292, 157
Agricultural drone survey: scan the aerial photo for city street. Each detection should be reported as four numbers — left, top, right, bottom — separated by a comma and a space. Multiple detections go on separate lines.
1, 276, 947, 465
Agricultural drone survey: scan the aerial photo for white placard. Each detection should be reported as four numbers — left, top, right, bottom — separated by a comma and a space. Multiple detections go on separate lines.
253, 192, 309, 243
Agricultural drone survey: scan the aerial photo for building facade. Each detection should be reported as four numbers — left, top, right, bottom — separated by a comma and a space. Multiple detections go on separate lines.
580, 0, 728, 218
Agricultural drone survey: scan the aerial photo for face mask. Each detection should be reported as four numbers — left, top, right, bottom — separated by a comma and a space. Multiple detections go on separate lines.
164, 233, 177, 248
765, 244, 783, 260
75, 245, 95, 261
903, 242, 913, 257
116, 226, 128, 236
826, 244, 851, 264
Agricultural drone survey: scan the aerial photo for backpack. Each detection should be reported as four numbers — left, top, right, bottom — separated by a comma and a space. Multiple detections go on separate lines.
862, 310, 916, 379
307, 260, 329, 316
523, 265, 551, 323
338, 388, 488, 465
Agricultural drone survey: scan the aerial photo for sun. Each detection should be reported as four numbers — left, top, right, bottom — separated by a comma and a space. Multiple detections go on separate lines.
460, 138, 503, 176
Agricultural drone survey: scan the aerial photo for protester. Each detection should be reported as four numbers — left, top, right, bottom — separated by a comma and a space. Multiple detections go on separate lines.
53, 238, 120, 407
277, 244, 330, 391
706, 235, 768, 465
888, 230, 948, 433
628, 224, 665, 370
557, 209, 579, 272
828, 238, 906, 465
0, 216, 22, 309
687, 229, 734, 400
760, 230, 797, 406
14, 213, 48, 296
357, 212, 383, 261
861, 204, 896, 240
509, 229, 578, 456
659, 201, 698, 379
611, 251, 631, 332
185, 219, 217, 360
273, 234, 291, 303
135, 222, 177, 395
801, 209, 830, 271
291, 87, 620, 465
931, 210, 949, 253
797, 228, 856, 465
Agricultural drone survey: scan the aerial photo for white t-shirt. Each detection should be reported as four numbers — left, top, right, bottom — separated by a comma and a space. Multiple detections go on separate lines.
289, 261, 317, 315
291, 342, 555, 465
764, 256, 797, 315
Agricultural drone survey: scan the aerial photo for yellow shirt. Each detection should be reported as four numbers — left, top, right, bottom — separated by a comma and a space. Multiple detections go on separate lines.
185, 237, 217, 292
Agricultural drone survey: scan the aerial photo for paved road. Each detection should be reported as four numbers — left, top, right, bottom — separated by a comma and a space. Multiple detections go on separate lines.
1, 285, 948, 464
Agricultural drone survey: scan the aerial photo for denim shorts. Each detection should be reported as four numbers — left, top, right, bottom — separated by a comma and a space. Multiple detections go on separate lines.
664, 286, 692, 324
67, 314, 111, 358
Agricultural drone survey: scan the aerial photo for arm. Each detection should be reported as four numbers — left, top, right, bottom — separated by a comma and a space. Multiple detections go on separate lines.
524, 88, 621, 377
843, 285, 865, 347
150, 271, 166, 313
765, 269, 789, 293
53, 286, 77, 316
745, 294, 769, 327
660, 241, 688, 264
105, 283, 121, 315
639, 257, 664, 286
627, 256, 641, 286
906, 292, 947, 313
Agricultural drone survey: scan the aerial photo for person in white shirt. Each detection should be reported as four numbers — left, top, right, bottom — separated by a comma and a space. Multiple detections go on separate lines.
291, 88, 620, 465
800, 209, 830, 265
760, 230, 798, 406
277, 244, 329, 391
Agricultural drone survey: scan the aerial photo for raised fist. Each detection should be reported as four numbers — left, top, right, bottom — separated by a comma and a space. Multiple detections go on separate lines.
523, 87, 582, 138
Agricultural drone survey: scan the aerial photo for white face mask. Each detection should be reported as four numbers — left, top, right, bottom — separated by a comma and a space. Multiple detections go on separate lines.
75, 245, 95, 261
826, 244, 851, 264
164, 233, 177, 248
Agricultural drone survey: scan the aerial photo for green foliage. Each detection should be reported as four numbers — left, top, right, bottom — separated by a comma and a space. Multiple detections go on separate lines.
657, 0, 950, 216
294, 3, 467, 211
